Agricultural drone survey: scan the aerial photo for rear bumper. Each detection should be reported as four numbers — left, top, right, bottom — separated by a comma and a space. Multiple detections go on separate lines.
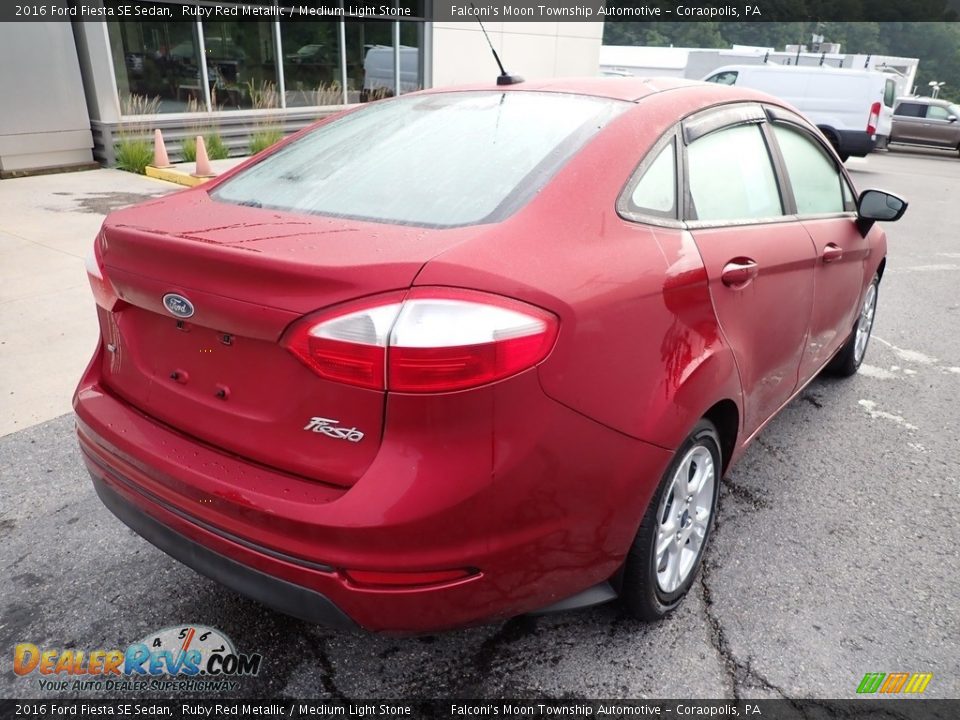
91, 471, 356, 629
75, 345, 672, 632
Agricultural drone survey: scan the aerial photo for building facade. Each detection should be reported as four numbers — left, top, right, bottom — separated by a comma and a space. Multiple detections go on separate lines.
0, 3, 602, 176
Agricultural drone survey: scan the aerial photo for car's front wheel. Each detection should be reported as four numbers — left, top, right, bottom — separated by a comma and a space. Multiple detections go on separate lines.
826, 274, 879, 377
621, 419, 721, 620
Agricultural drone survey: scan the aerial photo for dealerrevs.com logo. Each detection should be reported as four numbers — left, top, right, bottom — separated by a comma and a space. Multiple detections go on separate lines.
14, 625, 262, 693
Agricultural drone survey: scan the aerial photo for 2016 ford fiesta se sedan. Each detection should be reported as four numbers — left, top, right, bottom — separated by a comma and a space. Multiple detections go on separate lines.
74, 78, 906, 633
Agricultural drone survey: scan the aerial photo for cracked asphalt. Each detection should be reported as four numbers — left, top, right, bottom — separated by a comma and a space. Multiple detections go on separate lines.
1, 148, 958, 701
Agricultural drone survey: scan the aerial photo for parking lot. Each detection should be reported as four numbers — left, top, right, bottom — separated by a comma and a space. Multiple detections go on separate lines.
1, 148, 958, 700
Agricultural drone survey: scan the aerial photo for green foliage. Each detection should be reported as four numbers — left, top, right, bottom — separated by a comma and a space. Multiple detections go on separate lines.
180, 97, 230, 162
205, 134, 229, 160
249, 129, 284, 155
115, 93, 160, 173
115, 138, 154, 174
181, 135, 197, 163
182, 134, 230, 162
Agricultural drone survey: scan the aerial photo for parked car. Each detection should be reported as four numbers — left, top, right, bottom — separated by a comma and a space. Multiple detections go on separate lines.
704, 64, 898, 160
287, 43, 326, 66
75, 78, 905, 633
890, 96, 960, 155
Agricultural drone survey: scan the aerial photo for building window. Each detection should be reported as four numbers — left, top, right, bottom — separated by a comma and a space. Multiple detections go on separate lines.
281, 21, 344, 107
399, 8, 426, 95
203, 20, 280, 110
107, 19, 203, 112
107, 0, 428, 115
344, 21, 395, 102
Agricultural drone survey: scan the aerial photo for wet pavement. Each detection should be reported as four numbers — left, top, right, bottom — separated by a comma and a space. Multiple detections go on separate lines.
1, 149, 957, 700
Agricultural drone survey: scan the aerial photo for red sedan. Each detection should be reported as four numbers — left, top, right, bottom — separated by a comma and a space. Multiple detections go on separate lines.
75, 78, 906, 632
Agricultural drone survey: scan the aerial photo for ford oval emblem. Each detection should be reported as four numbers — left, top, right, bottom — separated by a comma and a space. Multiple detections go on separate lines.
162, 293, 195, 319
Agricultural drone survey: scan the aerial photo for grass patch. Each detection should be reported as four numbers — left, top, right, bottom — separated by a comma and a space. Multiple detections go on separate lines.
249, 129, 284, 155
115, 139, 154, 174
206, 134, 229, 160
247, 80, 284, 156
180, 97, 230, 163
182, 134, 230, 162
115, 94, 160, 174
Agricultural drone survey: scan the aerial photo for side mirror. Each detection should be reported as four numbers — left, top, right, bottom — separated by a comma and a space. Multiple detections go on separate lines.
948, 115, 958, 123
856, 189, 907, 235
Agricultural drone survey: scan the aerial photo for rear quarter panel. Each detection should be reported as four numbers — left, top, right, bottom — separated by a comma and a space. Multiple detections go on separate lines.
415, 88, 746, 452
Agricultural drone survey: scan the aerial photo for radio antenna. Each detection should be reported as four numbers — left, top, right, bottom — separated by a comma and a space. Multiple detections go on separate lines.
471, 3, 524, 86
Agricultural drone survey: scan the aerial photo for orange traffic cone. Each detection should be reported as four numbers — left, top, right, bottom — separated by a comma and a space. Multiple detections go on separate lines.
191, 135, 216, 178
150, 128, 173, 169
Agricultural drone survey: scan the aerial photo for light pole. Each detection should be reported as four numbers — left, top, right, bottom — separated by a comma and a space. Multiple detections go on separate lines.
929, 80, 945, 99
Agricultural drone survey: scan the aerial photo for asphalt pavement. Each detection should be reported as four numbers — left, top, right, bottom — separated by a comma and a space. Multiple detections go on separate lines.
1, 148, 958, 701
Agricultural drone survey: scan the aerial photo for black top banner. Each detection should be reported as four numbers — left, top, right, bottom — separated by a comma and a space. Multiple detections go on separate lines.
2, 0, 960, 23
0, 699, 959, 720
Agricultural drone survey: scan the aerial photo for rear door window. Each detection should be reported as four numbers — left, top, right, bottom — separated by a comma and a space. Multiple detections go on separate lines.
686, 123, 783, 222
211, 91, 628, 227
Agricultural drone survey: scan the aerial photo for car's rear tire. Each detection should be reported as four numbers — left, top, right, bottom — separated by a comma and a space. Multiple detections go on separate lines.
821, 128, 849, 161
621, 419, 721, 621
826, 274, 880, 377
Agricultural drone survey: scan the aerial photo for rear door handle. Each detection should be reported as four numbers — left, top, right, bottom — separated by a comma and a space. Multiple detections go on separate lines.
721, 258, 759, 288
822, 243, 843, 263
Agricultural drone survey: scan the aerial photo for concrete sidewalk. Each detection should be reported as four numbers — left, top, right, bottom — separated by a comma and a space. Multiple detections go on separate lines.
0, 159, 243, 436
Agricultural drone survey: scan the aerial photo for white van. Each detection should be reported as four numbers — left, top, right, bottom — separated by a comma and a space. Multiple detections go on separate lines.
704, 64, 897, 160
362, 45, 419, 100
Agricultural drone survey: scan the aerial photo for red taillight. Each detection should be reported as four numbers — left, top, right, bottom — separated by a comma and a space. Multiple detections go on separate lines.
283, 293, 403, 391
867, 101, 881, 136
283, 288, 559, 393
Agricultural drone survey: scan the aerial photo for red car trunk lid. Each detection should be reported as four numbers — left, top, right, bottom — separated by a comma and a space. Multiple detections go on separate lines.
96, 190, 475, 487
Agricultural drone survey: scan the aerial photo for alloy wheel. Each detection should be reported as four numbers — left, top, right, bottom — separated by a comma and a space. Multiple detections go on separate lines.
655, 445, 716, 594
854, 283, 878, 365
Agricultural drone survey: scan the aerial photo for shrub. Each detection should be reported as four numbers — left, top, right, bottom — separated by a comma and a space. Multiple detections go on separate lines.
246, 80, 283, 155
181, 135, 197, 163
249, 129, 284, 155
180, 97, 229, 162
307, 81, 343, 107
115, 138, 154, 174
205, 134, 230, 160
181, 133, 229, 163
115, 94, 161, 174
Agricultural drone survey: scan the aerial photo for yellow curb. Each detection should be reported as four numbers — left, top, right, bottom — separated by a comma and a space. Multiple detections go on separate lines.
145, 165, 209, 187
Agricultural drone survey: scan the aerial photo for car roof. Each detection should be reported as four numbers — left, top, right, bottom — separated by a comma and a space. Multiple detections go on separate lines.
419, 76, 705, 103
710, 63, 886, 78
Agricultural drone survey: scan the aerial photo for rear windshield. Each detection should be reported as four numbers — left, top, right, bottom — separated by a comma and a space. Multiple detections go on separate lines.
210, 91, 628, 228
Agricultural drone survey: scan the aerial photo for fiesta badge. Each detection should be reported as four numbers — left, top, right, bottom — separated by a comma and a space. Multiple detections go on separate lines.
162, 293, 195, 319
